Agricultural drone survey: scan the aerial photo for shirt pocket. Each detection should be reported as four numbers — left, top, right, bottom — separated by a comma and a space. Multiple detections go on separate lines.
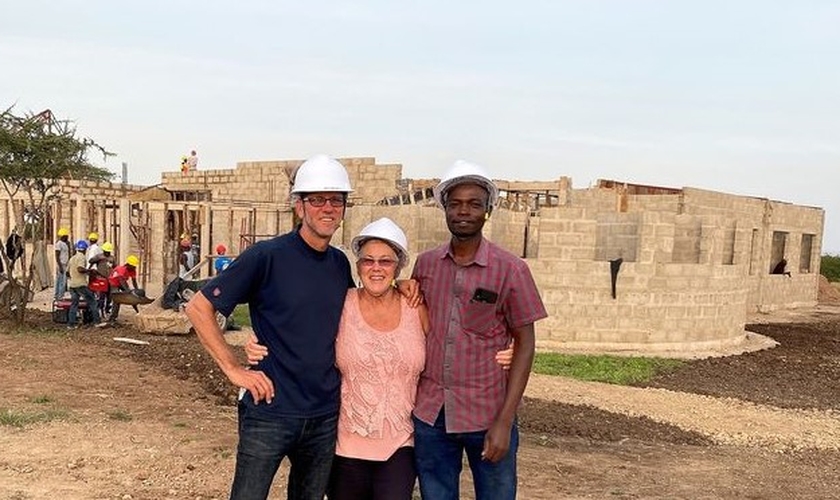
461, 301, 499, 336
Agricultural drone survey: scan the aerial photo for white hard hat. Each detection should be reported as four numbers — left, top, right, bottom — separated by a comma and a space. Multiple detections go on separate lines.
432, 160, 499, 208
290, 154, 353, 194
351, 218, 409, 269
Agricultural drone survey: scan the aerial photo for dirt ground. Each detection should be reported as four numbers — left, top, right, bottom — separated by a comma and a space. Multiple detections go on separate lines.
3, 300, 840, 499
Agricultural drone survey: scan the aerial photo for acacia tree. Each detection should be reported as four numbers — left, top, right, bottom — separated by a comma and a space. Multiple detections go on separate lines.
0, 106, 113, 321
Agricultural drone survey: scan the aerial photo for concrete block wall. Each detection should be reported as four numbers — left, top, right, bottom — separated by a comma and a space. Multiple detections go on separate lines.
162, 157, 402, 208
353, 162, 403, 204
628, 194, 682, 213
229, 162, 288, 203
672, 214, 701, 264
530, 258, 749, 352
486, 209, 529, 257
595, 212, 641, 262
748, 273, 819, 313
535, 207, 596, 261
570, 188, 622, 213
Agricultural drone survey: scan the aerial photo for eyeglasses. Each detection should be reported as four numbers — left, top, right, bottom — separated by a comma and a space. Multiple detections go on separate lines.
358, 256, 398, 269
302, 196, 346, 208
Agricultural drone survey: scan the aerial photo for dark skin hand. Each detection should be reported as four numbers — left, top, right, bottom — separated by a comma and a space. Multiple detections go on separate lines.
481, 323, 536, 462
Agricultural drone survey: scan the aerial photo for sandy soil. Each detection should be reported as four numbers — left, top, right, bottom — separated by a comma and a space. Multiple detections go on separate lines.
2, 297, 840, 499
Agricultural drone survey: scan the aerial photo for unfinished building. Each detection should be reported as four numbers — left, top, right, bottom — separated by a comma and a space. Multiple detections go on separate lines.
0, 157, 824, 354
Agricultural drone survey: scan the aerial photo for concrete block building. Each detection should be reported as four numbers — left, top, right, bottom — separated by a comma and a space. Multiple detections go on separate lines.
0, 156, 824, 354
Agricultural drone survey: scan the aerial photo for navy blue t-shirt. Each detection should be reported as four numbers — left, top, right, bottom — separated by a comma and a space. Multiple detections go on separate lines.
202, 228, 354, 417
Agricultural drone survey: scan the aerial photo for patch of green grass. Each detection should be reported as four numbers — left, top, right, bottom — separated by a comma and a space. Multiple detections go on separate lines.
0, 407, 68, 428
231, 304, 251, 327
31, 395, 52, 404
533, 352, 684, 385
107, 409, 133, 422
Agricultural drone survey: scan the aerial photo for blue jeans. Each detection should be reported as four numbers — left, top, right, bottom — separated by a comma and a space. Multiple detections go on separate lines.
230, 400, 338, 500
69, 286, 100, 325
54, 270, 67, 300
413, 409, 518, 500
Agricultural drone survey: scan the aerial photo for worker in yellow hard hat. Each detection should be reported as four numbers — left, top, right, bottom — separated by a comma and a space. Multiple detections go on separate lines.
54, 228, 71, 301
98, 254, 140, 327
88, 241, 115, 319
86, 232, 102, 265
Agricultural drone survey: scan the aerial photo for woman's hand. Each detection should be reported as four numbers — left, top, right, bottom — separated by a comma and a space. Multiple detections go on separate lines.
495, 340, 515, 370
244, 332, 268, 366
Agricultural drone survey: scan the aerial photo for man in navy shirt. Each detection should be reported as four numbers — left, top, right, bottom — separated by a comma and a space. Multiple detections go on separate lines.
186, 154, 355, 500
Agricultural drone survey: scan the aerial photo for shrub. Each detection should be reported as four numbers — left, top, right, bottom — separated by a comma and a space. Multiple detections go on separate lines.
821, 255, 840, 282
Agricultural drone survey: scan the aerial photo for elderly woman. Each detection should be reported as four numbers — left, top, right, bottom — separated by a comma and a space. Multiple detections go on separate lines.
328, 217, 428, 499
246, 218, 511, 499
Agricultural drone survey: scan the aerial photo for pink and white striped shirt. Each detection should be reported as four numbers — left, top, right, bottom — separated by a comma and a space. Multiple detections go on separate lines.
411, 237, 547, 433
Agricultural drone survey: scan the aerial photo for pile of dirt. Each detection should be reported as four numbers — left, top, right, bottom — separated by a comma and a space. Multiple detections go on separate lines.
818, 275, 840, 303
643, 318, 840, 411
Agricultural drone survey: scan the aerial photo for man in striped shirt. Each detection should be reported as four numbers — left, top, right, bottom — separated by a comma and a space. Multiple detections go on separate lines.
411, 160, 548, 500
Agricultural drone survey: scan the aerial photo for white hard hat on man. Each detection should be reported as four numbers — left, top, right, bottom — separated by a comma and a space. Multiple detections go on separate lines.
291, 154, 353, 194
432, 159, 499, 209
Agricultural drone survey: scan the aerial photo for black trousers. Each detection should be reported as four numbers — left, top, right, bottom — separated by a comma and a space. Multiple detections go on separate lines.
327, 446, 416, 500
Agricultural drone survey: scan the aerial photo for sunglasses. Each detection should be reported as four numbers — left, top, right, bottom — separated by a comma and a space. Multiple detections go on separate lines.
358, 256, 398, 269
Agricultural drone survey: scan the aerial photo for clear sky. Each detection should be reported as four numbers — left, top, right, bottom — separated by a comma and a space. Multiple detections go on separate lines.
1, 1, 838, 251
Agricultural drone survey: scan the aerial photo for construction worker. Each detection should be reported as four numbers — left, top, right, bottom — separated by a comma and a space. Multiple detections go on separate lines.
89, 241, 115, 319
86, 232, 102, 265
179, 238, 196, 279
67, 240, 100, 328
214, 244, 233, 275
54, 228, 71, 301
187, 150, 198, 170
5, 228, 23, 276
98, 254, 140, 326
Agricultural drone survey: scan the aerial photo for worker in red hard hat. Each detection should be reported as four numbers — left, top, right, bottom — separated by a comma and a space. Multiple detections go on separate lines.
214, 244, 233, 275
179, 238, 196, 279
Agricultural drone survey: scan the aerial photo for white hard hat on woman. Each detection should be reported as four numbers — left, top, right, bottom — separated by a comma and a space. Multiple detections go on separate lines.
291, 154, 353, 194
351, 218, 409, 271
